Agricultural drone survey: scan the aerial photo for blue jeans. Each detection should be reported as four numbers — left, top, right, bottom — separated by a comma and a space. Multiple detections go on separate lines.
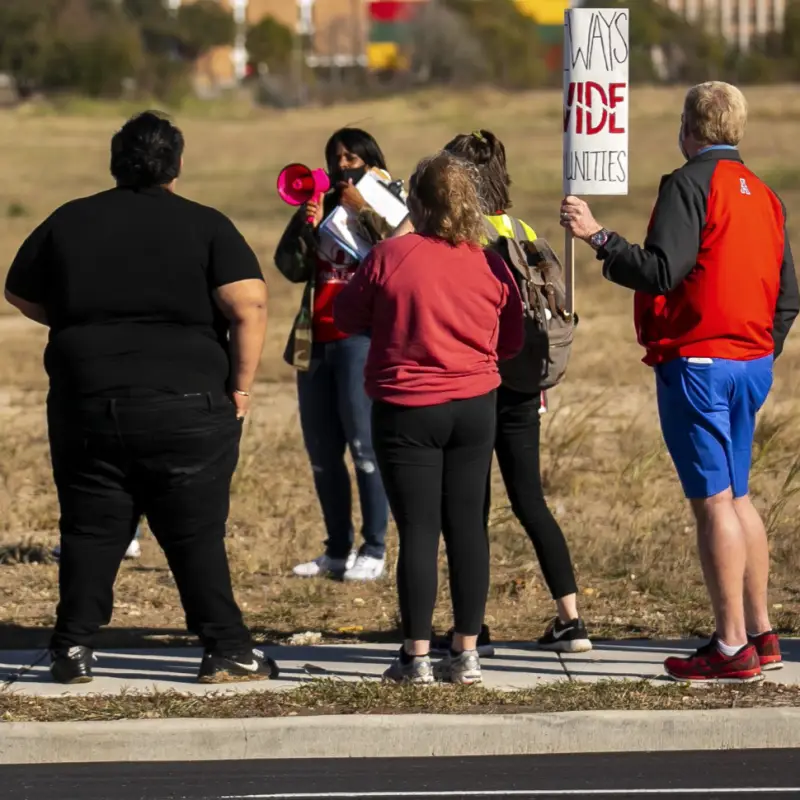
297, 335, 389, 560
655, 355, 773, 499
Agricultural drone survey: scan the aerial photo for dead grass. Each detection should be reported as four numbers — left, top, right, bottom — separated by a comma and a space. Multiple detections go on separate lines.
2, 680, 799, 723
1, 86, 800, 653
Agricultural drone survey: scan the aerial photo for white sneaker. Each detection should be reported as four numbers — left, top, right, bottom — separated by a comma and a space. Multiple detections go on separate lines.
344, 554, 385, 582
433, 649, 482, 685
292, 551, 356, 578
124, 538, 141, 559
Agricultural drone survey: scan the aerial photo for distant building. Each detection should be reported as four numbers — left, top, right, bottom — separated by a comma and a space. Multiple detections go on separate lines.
366, 0, 571, 72
366, 0, 427, 71
170, 0, 574, 86
169, 0, 368, 88
514, 0, 571, 72
657, 0, 786, 51
515, 0, 570, 24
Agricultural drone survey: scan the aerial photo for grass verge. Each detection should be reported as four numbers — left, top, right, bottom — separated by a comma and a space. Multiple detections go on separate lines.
2, 680, 799, 723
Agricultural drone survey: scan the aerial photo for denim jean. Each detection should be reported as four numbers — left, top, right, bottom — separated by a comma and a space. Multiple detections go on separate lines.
297, 335, 389, 560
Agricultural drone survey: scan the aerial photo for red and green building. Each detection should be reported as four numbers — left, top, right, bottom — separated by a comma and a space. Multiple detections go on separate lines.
366, 0, 570, 72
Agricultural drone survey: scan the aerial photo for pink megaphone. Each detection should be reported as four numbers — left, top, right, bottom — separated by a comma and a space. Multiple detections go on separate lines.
277, 163, 331, 224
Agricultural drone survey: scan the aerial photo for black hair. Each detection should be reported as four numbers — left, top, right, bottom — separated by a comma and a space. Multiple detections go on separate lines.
443, 129, 511, 214
324, 127, 388, 174
110, 111, 184, 188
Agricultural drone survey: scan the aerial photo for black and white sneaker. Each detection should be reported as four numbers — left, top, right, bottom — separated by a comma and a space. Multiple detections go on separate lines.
431, 624, 495, 658
197, 648, 280, 684
50, 646, 95, 684
537, 618, 592, 653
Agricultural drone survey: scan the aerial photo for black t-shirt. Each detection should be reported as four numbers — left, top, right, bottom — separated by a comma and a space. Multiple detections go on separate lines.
6, 186, 263, 398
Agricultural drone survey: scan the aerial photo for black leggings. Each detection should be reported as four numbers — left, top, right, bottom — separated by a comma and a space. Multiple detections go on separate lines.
372, 392, 496, 641
486, 386, 578, 600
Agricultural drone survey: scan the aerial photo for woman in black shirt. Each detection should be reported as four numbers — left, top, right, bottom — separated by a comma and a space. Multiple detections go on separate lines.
5, 112, 277, 685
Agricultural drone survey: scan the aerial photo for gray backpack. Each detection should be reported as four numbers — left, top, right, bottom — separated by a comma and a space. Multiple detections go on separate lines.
484, 217, 577, 392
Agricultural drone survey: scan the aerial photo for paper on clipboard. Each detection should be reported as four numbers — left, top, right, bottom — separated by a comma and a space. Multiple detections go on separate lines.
355, 171, 409, 228
319, 206, 372, 261
319, 171, 408, 261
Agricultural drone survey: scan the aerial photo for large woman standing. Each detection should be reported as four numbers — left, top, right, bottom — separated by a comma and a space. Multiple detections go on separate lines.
4, 112, 276, 685
443, 130, 591, 653
334, 152, 524, 684
275, 128, 394, 583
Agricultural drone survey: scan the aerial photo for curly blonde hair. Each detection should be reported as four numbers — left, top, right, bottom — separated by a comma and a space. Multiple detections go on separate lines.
408, 152, 485, 247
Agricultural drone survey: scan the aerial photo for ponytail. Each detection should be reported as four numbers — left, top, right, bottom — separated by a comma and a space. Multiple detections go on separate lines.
443, 129, 512, 213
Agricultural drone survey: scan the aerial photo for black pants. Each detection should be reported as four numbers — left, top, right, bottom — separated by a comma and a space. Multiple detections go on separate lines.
48, 392, 251, 655
373, 392, 496, 641
486, 386, 578, 600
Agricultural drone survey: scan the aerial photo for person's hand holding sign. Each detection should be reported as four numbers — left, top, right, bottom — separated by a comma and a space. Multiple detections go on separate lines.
559, 196, 603, 243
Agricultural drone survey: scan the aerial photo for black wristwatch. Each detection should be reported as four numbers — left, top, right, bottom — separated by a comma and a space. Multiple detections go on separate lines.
589, 228, 610, 250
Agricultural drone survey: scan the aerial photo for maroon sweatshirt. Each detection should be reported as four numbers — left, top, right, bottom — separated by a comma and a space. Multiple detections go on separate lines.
334, 233, 524, 407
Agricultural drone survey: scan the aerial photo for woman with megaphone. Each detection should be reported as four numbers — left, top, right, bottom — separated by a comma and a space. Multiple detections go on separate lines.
275, 128, 400, 583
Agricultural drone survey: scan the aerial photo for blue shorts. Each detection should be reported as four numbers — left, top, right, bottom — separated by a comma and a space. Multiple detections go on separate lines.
655, 356, 773, 499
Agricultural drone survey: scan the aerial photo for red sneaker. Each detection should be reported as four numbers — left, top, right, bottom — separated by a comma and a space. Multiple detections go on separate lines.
664, 639, 762, 683
748, 631, 783, 671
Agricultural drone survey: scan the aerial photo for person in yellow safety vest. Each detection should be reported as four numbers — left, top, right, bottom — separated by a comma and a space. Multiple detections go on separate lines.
431, 129, 592, 656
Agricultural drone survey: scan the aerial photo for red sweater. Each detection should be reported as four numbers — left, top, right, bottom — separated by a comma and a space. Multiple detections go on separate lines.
333, 234, 524, 407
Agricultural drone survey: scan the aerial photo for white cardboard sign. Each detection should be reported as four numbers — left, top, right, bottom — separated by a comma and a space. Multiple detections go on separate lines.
563, 8, 630, 196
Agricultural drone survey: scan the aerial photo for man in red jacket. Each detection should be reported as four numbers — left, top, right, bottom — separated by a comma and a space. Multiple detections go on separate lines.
560, 81, 799, 683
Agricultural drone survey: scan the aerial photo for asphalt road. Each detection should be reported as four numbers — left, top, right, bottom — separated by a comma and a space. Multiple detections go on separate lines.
2, 750, 800, 800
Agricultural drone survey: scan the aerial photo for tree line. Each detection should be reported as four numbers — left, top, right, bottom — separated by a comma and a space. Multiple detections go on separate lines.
0, 0, 798, 105
0, 0, 289, 102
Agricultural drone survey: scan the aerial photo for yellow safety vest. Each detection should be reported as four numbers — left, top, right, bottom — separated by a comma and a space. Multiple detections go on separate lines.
485, 213, 537, 242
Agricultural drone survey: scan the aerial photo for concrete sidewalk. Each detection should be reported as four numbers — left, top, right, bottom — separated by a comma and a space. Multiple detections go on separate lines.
2, 641, 800, 766
2, 639, 799, 696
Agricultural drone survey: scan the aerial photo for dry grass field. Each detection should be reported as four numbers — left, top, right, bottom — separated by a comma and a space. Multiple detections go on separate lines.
1, 85, 800, 652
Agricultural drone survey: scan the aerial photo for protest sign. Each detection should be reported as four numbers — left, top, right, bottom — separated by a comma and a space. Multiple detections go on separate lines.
562, 6, 630, 316
563, 7, 630, 196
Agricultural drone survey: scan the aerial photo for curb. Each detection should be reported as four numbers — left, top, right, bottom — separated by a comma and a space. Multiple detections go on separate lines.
3, 708, 800, 764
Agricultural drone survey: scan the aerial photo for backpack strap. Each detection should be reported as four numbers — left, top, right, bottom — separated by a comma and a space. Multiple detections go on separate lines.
504, 237, 536, 317
508, 215, 529, 242
525, 238, 568, 320
482, 216, 500, 243
482, 216, 533, 314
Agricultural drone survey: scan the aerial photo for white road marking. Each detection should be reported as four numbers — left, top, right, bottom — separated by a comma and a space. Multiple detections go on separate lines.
220, 788, 800, 799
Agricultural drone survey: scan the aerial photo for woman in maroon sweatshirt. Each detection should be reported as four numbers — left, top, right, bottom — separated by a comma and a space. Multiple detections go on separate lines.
334, 152, 524, 685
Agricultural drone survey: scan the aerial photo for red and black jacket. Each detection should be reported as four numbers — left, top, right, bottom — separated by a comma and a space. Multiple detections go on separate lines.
599, 148, 799, 365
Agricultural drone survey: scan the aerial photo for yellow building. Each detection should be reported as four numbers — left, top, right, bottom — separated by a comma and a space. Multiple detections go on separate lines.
514, 0, 571, 26
512, 0, 570, 71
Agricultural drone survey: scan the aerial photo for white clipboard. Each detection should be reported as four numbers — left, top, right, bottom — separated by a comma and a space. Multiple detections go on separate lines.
319, 171, 408, 261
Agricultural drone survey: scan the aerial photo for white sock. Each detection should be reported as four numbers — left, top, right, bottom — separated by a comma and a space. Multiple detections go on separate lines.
717, 638, 745, 657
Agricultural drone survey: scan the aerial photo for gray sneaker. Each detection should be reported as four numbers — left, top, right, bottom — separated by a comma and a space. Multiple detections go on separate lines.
434, 649, 482, 685
383, 650, 434, 684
